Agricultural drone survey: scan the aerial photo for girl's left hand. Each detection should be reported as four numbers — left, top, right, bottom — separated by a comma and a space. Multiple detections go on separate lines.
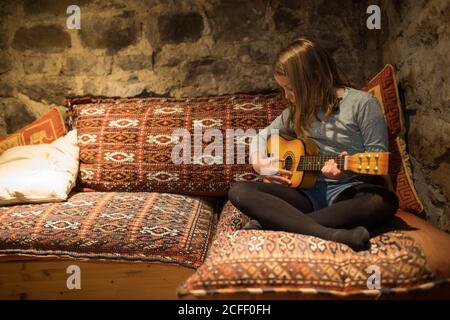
321, 151, 348, 180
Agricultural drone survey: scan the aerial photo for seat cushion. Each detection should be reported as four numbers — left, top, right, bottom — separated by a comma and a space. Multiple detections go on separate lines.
0, 192, 218, 268
177, 201, 450, 298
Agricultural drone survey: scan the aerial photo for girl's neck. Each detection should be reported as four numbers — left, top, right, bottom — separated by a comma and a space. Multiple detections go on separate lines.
335, 86, 346, 99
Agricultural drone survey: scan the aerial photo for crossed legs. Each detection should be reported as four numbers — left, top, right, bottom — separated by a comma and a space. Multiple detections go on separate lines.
227, 181, 399, 251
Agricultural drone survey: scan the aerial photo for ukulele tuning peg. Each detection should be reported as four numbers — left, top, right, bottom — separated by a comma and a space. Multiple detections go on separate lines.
366, 165, 370, 170
374, 166, 378, 171
366, 154, 371, 159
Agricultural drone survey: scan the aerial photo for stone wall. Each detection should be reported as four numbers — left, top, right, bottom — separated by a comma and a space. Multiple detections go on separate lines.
379, 0, 449, 231
0, 0, 375, 134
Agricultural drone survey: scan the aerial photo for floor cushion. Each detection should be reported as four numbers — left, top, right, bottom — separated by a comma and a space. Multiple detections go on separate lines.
177, 201, 450, 299
0, 192, 218, 268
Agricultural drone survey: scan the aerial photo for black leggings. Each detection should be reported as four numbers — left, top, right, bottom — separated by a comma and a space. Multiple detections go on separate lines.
228, 181, 399, 251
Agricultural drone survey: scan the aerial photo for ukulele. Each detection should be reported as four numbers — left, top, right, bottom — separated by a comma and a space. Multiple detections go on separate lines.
262, 133, 390, 189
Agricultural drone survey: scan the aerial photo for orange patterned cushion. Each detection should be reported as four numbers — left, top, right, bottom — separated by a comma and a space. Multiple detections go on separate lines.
362, 64, 424, 214
0, 108, 67, 155
177, 201, 439, 298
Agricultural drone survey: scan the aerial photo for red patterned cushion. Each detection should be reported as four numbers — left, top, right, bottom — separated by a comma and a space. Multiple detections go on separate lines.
0, 192, 217, 268
177, 201, 439, 298
66, 93, 286, 195
362, 64, 424, 214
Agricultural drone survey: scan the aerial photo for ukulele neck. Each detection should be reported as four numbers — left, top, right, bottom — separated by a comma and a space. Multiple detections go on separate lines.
297, 155, 346, 171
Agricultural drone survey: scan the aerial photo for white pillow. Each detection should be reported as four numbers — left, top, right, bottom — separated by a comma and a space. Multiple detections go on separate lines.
0, 129, 79, 205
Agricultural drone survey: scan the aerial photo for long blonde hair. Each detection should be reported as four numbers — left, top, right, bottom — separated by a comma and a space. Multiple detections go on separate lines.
273, 38, 350, 138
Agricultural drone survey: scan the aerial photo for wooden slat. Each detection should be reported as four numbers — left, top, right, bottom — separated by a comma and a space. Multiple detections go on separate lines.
0, 259, 194, 300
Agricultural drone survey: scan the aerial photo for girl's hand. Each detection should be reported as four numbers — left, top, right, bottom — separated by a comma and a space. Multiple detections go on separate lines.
257, 156, 292, 185
321, 151, 348, 180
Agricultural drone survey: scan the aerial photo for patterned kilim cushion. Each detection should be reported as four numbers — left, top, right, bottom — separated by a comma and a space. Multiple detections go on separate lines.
362, 64, 424, 214
0, 192, 217, 268
66, 93, 287, 195
0, 108, 67, 155
177, 201, 438, 298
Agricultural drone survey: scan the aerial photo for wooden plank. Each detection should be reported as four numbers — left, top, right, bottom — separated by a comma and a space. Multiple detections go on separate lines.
0, 259, 194, 300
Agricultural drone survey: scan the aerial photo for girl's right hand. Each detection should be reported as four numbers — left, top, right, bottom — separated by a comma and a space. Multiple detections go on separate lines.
256, 156, 292, 185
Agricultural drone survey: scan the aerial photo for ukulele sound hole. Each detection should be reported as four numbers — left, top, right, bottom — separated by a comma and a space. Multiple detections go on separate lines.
284, 156, 293, 170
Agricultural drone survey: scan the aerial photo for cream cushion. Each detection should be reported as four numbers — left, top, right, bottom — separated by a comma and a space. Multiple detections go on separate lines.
0, 130, 79, 205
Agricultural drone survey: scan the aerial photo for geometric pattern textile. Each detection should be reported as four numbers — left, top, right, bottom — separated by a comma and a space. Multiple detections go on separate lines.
66, 93, 287, 196
362, 64, 424, 214
0, 192, 217, 269
0, 108, 67, 155
177, 201, 437, 297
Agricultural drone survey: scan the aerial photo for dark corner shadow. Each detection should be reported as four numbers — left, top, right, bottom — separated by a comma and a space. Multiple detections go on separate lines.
197, 195, 228, 214
369, 215, 420, 238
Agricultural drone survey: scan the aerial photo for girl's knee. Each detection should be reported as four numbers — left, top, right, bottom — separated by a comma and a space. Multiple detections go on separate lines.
378, 189, 398, 210
363, 189, 399, 218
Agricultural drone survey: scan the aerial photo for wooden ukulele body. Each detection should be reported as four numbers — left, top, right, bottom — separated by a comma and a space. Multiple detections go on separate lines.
263, 133, 320, 189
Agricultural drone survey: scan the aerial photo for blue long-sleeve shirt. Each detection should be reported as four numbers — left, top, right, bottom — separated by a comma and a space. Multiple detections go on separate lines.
249, 87, 389, 183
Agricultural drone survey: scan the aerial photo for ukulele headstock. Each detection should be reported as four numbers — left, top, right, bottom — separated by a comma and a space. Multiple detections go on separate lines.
347, 152, 390, 175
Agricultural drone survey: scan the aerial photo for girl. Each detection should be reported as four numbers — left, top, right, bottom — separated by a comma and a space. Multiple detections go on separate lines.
228, 38, 399, 252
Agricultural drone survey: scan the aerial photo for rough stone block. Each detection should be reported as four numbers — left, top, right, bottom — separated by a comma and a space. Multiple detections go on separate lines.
18, 77, 74, 105
12, 25, 71, 53
0, 52, 12, 74
0, 81, 13, 97
80, 12, 139, 53
0, 97, 36, 133
23, 0, 93, 17
238, 42, 273, 64
183, 58, 228, 85
62, 55, 112, 76
273, 7, 301, 33
159, 12, 204, 44
0, 26, 8, 50
211, 0, 267, 42
115, 54, 152, 71
23, 56, 61, 75
409, 114, 450, 167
